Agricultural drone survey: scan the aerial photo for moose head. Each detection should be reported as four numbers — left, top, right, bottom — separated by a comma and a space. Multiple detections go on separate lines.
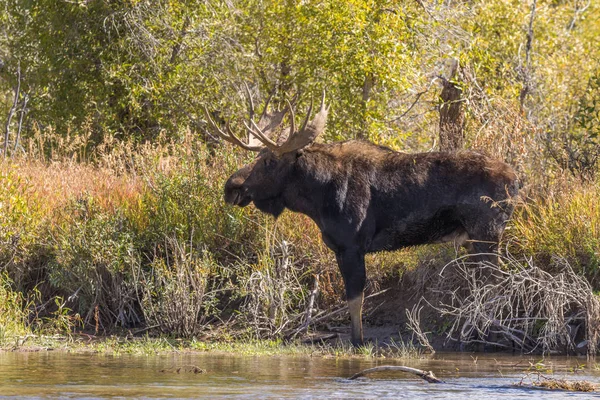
204, 89, 329, 218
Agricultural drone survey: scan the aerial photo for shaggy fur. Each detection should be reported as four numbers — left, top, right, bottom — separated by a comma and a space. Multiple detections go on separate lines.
225, 140, 519, 345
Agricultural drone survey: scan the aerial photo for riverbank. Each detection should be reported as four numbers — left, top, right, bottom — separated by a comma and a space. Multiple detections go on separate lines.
2, 333, 424, 359
1, 137, 600, 357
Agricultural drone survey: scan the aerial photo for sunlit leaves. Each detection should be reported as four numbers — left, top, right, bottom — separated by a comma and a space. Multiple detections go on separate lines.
0, 0, 598, 160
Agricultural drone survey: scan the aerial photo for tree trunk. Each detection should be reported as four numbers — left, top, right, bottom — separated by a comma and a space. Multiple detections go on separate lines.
3, 62, 21, 158
438, 59, 464, 152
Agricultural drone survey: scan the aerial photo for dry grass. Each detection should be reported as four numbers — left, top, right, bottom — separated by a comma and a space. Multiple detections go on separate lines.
3, 160, 143, 218
510, 178, 600, 285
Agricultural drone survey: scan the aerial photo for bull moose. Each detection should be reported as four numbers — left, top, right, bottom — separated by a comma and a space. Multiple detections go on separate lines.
205, 92, 519, 346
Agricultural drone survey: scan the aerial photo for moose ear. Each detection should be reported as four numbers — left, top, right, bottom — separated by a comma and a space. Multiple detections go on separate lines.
295, 148, 305, 158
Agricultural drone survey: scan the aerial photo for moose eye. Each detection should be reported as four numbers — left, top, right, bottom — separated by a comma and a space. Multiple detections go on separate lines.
263, 158, 275, 168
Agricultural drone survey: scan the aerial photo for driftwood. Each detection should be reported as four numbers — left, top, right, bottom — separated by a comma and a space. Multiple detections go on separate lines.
348, 365, 443, 383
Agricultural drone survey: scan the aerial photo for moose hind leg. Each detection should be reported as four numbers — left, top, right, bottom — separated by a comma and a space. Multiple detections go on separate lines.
465, 227, 501, 266
335, 249, 366, 347
461, 211, 507, 266
463, 221, 504, 284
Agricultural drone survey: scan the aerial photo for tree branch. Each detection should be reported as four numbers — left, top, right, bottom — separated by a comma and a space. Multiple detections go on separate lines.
349, 365, 444, 383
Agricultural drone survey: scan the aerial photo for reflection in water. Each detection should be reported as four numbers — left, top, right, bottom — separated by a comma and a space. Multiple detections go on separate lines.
0, 352, 598, 399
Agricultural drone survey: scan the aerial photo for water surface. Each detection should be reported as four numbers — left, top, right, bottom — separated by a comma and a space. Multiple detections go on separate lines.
0, 351, 598, 398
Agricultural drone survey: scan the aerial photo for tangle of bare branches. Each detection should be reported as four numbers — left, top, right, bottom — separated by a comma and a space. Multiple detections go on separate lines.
431, 254, 600, 357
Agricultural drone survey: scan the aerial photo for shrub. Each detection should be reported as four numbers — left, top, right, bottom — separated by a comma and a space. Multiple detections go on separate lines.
48, 195, 140, 329
138, 236, 231, 337
511, 180, 600, 287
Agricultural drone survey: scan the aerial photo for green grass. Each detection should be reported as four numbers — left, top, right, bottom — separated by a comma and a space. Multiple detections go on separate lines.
1, 334, 423, 359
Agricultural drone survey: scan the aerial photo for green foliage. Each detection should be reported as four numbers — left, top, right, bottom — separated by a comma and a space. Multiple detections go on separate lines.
2, 0, 599, 159
48, 195, 139, 326
0, 0, 427, 146
2, 1, 213, 140
36, 296, 81, 336
0, 273, 28, 343
0, 165, 43, 288
139, 145, 257, 256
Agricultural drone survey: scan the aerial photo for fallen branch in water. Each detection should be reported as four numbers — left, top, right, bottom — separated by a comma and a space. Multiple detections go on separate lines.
348, 365, 443, 383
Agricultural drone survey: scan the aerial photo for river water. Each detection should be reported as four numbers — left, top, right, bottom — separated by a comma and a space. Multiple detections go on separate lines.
0, 351, 598, 398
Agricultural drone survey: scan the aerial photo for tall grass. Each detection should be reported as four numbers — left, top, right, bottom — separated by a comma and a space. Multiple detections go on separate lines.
511, 179, 600, 286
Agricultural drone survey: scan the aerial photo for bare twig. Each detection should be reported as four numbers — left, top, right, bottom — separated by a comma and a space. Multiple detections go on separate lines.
288, 272, 320, 338
519, 0, 537, 111
524, 0, 536, 72
406, 303, 435, 353
568, 0, 591, 31
431, 255, 600, 356
386, 78, 437, 123
14, 93, 29, 153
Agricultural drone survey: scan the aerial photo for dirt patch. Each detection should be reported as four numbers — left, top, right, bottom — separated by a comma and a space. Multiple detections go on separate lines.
323, 268, 459, 351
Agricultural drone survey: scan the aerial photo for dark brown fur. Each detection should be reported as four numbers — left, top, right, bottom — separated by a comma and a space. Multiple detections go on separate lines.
225, 140, 519, 345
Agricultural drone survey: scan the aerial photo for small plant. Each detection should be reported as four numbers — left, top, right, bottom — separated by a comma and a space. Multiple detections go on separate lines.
386, 337, 422, 358
356, 342, 377, 358
42, 297, 82, 336
0, 273, 28, 345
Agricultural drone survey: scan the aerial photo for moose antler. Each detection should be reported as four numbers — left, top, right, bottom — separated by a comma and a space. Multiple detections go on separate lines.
204, 86, 329, 156
203, 107, 263, 151
278, 91, 329, 154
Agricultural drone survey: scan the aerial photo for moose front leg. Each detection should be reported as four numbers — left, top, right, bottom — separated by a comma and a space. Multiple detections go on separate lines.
336, 249, 366, 346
